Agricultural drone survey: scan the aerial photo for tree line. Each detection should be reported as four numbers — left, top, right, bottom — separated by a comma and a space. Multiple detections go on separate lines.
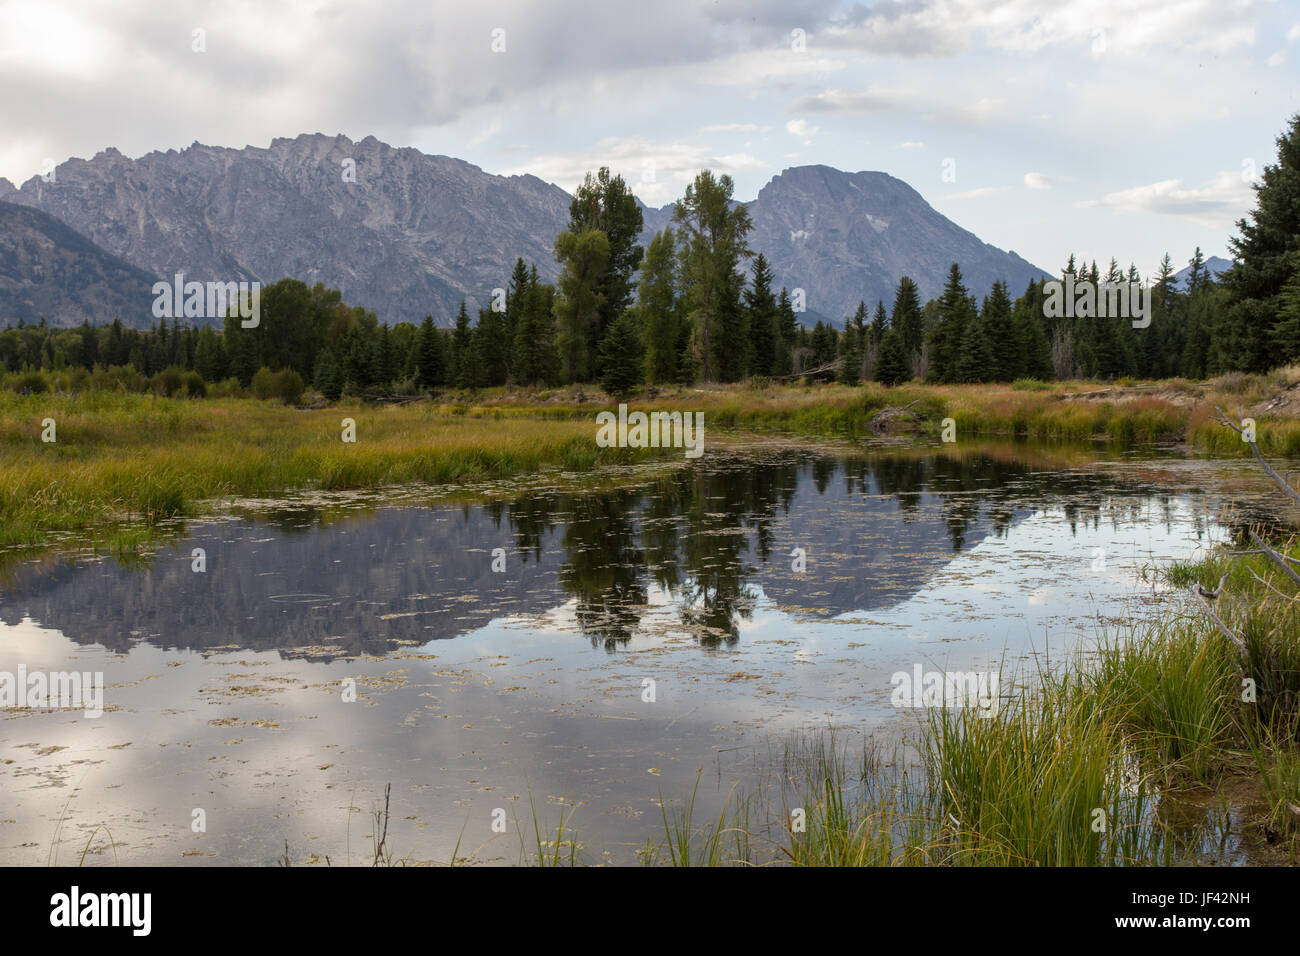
4, 112, 1299, 395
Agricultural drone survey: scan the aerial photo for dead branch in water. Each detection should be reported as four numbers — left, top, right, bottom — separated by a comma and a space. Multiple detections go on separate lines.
1213, 406, 1300, 507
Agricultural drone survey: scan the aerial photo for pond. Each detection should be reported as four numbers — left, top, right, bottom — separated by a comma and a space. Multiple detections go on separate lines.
0, 442, 1278, 865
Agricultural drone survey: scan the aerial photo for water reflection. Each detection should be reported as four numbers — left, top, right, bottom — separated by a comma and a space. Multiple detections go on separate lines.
0, 450, 1218, 657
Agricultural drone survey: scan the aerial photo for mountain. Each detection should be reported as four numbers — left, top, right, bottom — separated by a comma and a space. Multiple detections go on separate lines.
1, 134, 1049, 328
0, 200, 157, 325
1173, 255, 1232, 290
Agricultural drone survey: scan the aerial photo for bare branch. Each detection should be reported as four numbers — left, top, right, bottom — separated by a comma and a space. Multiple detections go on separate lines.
1188, 585, 1249, 666
1247, 530, 1300, 589
1213, 407, 1300, 507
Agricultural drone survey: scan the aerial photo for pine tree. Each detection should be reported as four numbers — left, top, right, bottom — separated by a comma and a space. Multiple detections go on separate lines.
926, 264, 974, 383
981, 281, 1016, 381
875, 328, 909, 385
745, 253, 779, 378
839, 314, 861, 385
598, 311, 644, 396
415, 315, 446, 390
890, 277, 924, 370
313, 348, 344, 401
955, 313, 994, 383
451, 302, 475, 388
1222, 112, 1300, 371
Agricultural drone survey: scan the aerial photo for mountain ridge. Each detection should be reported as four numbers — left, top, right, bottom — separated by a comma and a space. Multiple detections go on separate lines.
1, 133, 1050, 328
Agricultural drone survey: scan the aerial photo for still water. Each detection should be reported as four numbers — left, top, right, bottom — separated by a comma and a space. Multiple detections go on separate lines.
0, 444, 1268, 864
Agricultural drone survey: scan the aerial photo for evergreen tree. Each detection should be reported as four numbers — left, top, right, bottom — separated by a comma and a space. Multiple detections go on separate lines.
415, 315, 446, 389
451, 302, 475, 388
926, 264, 975, 383
875, 328, 909, 385
1222, 112, 1300, 371
839, 313, 861, 385
745, 253, 779, 378
981, 281, 1016, 381
313, 348, 344, 401
890, 276, 924, 371
598, 311, 645, 396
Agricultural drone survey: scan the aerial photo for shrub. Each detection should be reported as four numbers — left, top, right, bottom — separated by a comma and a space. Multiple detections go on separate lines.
181, 370, 207, 398
7, 369, 49, 394
152, 366, 186, 397
251, 366, 305, 404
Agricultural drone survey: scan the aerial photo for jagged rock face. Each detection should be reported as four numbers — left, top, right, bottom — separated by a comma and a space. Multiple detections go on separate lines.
742, 165, 1047, 316
4, 134, 574, 326
3, 135, 1048, 328
0, 200, 157, 325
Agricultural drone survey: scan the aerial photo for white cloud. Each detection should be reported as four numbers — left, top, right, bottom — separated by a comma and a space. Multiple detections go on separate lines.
1267, 51, 1286, 67
785, 118, 818, 140
1077, 171, 1254, 229
822, 0, 1261, 58
1024, 172, 1051, 190
502, 136, 764, 205
898, 141, 925, 150
1289, 23, 1300, 42
945, 186, 1011, 199
790, 86, 902, 113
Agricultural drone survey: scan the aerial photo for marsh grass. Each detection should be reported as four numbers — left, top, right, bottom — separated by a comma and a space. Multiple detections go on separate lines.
0, 392, 668, 549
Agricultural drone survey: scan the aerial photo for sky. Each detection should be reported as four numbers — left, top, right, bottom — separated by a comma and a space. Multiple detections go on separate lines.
1, 0, 1298, 276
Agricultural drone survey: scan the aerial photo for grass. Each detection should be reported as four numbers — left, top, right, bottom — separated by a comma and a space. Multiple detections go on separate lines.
515, 534, 1300, 867
0, 391, 674, 550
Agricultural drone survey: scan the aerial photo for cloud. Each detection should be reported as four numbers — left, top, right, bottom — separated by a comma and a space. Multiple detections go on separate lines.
786, 118, 819, 140
944, 186, 1011, 199
1077, 171, 1254, 229
898, 141, 925, 150
699, 123, 764, 133
789, 86, 902, 113
1267, 51, 1286, 67
501, 136, 764, 205
1289, 23, 1300, 42
1024, 172, 1051, 190
821, 0, 1261, 58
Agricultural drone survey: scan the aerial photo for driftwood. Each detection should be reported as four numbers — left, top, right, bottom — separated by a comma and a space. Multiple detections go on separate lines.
1213, 406, 1300, 507
1186, 410, 1300, 673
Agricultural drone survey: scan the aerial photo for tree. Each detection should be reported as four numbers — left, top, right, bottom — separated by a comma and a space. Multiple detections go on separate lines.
553, 228, 610, 382
1221, 112, 1300, 371
567, 167, 644, 372
451, 301, 477, 388
415, 315, 446, 390
745, 253, 779, 378
875, 328, 909, 385
926, 264, 976, 383
890, 276, 924, 369
673, 170, 753, 382
839, 313, 861, 385
513, 267, 560, 386
640, 228, 681, 385
981, 281, 1016, 381
598, 311, 645, 396
313, 348, 344, 401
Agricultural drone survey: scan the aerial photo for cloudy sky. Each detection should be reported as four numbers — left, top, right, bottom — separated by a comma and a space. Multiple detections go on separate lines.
2, 0, 1297, 275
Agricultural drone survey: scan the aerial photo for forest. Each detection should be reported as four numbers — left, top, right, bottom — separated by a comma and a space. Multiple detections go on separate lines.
4, 114, 1298, 401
